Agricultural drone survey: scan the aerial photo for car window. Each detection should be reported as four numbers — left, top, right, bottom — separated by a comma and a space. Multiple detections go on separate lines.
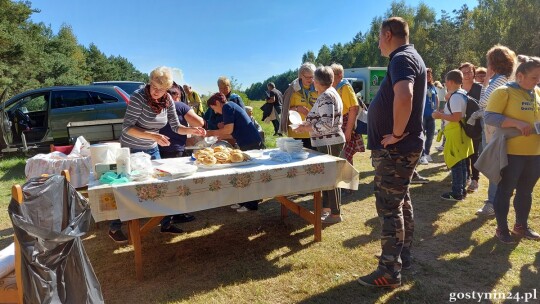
10, 93, 49, 112
117, 83, 145, 95
90, 92, 118, 104
351, 81, 363, 94
51, 90, 92, 109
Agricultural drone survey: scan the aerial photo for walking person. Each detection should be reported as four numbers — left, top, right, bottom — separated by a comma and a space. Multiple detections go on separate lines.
357, 17, 426, 288
265, 82, 283, 136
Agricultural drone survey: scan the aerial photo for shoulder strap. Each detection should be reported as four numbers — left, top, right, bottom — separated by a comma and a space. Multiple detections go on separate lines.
446, 92, 456, 114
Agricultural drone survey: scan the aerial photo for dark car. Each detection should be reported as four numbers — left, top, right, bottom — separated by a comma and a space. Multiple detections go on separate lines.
0, 85, 130, 151
91, 81, 145, 95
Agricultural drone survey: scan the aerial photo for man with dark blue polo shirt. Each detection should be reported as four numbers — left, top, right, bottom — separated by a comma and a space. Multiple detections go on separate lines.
358, 17, 427, 288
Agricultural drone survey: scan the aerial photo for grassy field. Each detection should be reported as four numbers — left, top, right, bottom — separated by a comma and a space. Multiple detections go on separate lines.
0, 101, 538, 303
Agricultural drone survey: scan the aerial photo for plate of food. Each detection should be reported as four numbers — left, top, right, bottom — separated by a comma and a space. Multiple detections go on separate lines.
193, 146, 254, 169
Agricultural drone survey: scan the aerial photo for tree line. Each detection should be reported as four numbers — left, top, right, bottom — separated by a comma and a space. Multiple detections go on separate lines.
0, 0, 148, 99
245, 0, 539, 101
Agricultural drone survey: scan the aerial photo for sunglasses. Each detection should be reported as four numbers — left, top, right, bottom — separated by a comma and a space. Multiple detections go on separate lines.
169, 91, 180, 96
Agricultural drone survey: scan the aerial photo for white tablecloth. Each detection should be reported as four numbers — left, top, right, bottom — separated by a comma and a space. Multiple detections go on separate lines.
88, 149, 359, 222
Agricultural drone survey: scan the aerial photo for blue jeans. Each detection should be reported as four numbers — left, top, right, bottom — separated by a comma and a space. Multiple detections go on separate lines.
422, 115, 435, 156
110, 145, 172, 231
451, 159, 467, 197
487, 181, 497, 203
494, 155, 540, 232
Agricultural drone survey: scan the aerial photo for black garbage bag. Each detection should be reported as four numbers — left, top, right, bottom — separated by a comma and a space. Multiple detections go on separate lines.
8, 174, 104, 304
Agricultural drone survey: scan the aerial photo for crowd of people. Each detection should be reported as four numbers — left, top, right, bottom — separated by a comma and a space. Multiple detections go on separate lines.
105, 16, 539, 289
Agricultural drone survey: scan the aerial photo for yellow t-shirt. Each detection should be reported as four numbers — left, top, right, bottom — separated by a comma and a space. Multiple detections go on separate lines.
485, 86, 540, 155
288, 86, 318, 138
187, 91, 204, 115
337, 84, 359, 115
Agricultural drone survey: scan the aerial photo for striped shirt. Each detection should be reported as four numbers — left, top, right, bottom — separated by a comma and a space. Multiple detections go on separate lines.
479, 74, 509, 109
120, 89, 181, 150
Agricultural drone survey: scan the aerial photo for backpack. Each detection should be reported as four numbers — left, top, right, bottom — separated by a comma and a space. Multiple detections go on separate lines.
446, 91, 482, 139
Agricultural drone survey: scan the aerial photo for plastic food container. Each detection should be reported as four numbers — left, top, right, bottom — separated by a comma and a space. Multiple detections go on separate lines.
290, 151, 309, 160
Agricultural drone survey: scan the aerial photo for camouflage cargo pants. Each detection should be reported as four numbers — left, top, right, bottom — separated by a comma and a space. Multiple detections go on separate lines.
372, 148, 421, 275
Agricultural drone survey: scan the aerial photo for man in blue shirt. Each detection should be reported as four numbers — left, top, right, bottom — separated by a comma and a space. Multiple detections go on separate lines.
358, 17, 427, 289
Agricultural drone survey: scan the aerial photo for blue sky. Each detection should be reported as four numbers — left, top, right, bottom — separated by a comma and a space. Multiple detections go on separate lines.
30, 0, 476, 94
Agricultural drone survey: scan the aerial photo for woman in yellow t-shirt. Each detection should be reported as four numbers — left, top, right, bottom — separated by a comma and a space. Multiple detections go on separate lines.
282, 62, 318, 149
331, 63, 365, 165
484, 55, 540, 243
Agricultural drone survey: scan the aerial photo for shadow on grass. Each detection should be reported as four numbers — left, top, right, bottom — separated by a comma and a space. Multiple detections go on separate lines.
83, 200, 322, 303
333, 153, 523, 302
510, 251, 540, 295
0, 154, 26, 182
295, 279, 417, 304
305, 219, 520, 303
384, 237, 519, 302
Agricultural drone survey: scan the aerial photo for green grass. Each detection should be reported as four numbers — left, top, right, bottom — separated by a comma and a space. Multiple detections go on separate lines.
1, 107, 539, 303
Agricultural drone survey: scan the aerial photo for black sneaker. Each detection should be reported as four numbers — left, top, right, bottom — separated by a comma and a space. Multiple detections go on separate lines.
441, 192, 463, 201
358, 269, 401, 288
108, 229, 128, 244
496, 228, 516, 244
410, 174, 429, 184
160, 225, 185, 234
171, 213, 196, 224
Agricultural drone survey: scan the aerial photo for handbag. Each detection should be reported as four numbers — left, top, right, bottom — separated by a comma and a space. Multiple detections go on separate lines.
355, 100, 369, 135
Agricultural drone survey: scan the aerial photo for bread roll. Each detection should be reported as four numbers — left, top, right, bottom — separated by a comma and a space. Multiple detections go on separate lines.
201, 155, 217, 165
230, 152, 244, 163
213, 146, 227, 153
214, 151, 231, 163
195, 149, 213, 160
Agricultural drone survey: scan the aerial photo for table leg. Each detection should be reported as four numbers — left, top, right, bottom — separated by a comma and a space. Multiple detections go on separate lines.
313, 191, 322, 242
128, 219, 143, 280
276, 193, 322, 242
280, 201, 288, 219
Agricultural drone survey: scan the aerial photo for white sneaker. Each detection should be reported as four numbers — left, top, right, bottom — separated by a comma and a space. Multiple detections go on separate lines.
230, 204, 241, 209
476, 202, 495, 216
236, 206, 249, 213
425, 155, 433, 162
436, 145, 444, 152
419, 156, 428, 165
